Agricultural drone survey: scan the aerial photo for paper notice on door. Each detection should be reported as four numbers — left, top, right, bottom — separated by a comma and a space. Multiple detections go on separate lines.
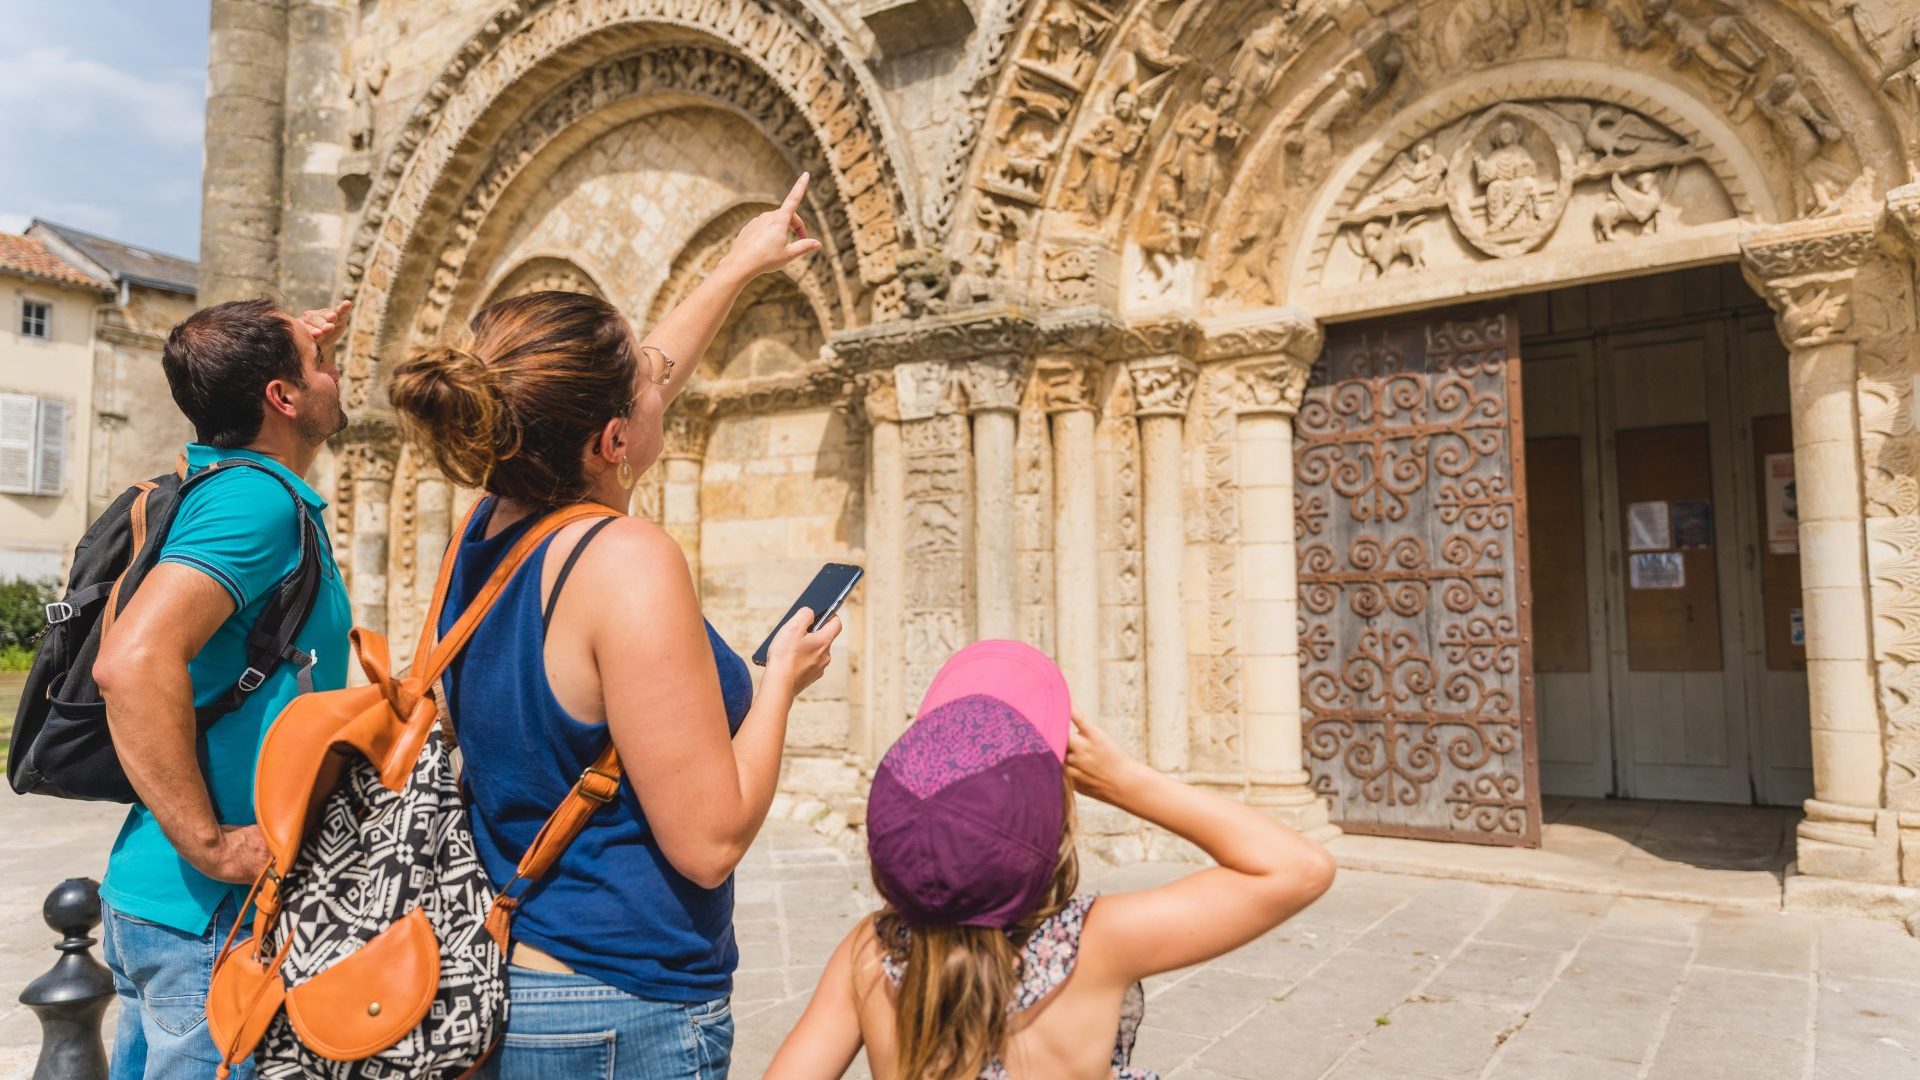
1764, 453, 1798, 554
1629, 551, 1685, 590
1627, 500, 1671, 552
1790, 608, 1805, 647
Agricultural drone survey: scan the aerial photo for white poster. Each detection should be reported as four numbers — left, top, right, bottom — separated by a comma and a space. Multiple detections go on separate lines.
1630, 552, 1685, 590
1627, 500, 1672, 552
1764, 453, 1798, 555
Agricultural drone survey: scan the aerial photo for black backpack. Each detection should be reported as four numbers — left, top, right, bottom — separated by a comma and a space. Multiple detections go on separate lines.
7, 457, 324, 802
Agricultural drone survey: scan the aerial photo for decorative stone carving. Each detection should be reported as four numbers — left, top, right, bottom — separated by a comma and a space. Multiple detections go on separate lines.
1284, 68, 1370, 185
1740, 213, 1879, 348
340, 56, 389, 200
857, 370, 901, 425
1042, 244, 1099, 305
963, 357, 1029, 413
921, 0, 1026, 241
1593, 169, 1675, 241
1753, 71, 1870, 217
1614, 0, 1765, 115
1126, 357, 1198, 417
1037, 357, 1097, 413
487, 256, 605, 304
1321, 94, 1721, 286
660, 402, 716, 461
896, 247, 957, 318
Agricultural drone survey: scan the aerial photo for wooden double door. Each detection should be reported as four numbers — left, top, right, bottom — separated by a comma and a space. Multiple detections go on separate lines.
1522, 273, 1811, 807
1295, 268, 1812, 848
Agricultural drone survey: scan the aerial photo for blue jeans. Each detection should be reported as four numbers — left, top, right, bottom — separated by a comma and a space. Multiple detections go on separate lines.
477, 965, 733, 1080
100, 897, 255, 1080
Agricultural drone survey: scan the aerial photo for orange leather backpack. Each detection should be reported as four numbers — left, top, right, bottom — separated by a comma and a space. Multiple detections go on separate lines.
206, 502, 621, 1078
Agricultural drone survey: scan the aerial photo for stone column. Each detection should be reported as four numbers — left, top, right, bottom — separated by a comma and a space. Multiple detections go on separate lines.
1040, 356, 1101, 711
1206, 313, 1336, 836
201, 0, 287, 305
278, 1, 352, 311
660, 401, 715, 594
861, 375, 907, 759
896, 359, 971, 710
337, 419, 398, 635
1742, 213, 1890, 885
411, 468, 452, 625
1127, 355, 1198, 773
963, 358, 1027, 641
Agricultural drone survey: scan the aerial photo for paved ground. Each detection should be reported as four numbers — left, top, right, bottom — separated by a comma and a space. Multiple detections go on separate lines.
4, 795, 1919, 1079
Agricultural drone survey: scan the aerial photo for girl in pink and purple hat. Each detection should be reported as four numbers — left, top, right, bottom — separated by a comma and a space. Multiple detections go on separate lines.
767, 641, 1337, 1080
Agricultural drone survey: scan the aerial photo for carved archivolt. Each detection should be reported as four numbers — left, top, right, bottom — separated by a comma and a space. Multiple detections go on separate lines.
484, 255, 607, 305
341, 0, 915, 409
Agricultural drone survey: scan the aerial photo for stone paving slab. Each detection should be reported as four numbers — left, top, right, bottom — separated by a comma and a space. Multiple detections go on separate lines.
3, 794, 1919, 1079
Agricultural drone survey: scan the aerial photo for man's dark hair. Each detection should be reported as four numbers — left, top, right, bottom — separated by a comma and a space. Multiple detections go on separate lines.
162, 299, 303, 448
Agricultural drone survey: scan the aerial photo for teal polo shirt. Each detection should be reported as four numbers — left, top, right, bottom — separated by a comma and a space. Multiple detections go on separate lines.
99, 445, 352, 934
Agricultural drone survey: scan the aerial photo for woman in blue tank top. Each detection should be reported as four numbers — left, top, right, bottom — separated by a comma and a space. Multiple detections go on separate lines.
388, 175, 839, 1079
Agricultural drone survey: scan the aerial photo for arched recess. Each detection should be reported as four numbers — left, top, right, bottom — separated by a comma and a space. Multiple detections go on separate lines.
340, 0, 918, 416
483, 255, 608, 304
646, 201, 841, 345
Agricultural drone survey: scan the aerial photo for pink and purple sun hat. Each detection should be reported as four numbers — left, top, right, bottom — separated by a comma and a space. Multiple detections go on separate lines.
866, 640, 1073, 929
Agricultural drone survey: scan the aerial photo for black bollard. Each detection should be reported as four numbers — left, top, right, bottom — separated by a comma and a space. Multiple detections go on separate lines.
20, 878, 113, 1080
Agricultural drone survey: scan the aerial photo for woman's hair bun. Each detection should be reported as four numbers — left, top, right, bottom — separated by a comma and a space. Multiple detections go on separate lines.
389, 338, 517, 489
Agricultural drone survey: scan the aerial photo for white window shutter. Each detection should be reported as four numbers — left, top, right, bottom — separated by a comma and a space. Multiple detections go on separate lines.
0, 395, 36, 495
34, 398, 67, 496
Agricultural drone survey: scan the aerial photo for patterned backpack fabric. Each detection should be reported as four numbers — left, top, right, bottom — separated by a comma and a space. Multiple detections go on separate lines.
206, 503, 623, 1078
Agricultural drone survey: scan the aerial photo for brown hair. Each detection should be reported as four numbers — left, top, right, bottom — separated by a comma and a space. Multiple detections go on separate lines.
874, 780, 1081, 1080
389, 291, 638, 503
163, 298, 303, 448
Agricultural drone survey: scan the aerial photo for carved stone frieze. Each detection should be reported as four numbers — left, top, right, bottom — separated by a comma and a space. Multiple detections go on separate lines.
1889, 183, 1920, 258
831, 307, 1038, 374
857, 370, 901, 425
1203, 308, 1323, 417
1036, 356, 1098, 413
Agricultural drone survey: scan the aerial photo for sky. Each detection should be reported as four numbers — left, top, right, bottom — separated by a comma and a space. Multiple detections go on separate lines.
0, 1, 209, 259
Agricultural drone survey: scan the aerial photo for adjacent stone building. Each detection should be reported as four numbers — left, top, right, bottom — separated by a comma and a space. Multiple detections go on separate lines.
201, 0, 1920, 913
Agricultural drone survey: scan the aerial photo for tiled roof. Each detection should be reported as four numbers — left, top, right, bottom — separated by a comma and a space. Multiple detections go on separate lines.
0, 233, 111, 293
29, 221, 196, 294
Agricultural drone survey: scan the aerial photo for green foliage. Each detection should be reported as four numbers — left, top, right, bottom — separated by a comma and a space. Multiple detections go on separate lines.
0, 644, 35, 672
0, 579, 58, 652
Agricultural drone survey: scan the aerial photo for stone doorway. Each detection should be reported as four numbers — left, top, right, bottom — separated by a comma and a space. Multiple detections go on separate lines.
1517, 263, 1813, 809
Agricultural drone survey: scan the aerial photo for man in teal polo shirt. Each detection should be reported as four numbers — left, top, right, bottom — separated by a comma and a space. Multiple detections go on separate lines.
93, 298, 355, 1079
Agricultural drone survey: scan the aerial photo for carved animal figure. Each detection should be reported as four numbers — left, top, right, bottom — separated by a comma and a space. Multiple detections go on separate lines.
1583, 105, 1666, 159
1753, 72, 1859, 214
1593, 170, 1672, 240
896, 247, 955, 319
1348, 214, 1427, 279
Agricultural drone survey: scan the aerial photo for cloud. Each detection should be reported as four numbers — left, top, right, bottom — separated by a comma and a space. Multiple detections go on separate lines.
0, 47, 202, 149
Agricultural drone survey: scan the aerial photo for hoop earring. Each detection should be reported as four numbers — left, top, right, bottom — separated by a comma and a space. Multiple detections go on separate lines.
616, 458, 635, 491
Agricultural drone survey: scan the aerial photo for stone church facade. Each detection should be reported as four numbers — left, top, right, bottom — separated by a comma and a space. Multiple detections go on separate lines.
200, 0, 1920, 911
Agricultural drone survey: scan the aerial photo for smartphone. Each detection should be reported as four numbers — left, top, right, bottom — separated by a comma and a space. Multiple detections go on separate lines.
752, 563, 864, 667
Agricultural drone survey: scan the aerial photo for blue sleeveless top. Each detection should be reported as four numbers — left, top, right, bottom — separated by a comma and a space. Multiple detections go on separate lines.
440, 500, 754, 1002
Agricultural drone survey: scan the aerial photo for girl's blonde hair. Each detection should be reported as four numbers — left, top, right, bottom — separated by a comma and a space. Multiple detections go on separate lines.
872, 779, 1080, 1080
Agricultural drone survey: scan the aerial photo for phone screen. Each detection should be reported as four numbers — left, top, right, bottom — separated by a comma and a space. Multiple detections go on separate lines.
752, 563, 865, 667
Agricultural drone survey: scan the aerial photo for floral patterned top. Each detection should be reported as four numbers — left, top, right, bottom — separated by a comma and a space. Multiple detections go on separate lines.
879, 895, 1156, 1080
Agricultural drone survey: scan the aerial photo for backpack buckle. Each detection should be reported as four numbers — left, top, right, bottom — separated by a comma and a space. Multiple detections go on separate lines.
237, 667, 267, 693
44, 602, 74, 624
577, 766, 619, 804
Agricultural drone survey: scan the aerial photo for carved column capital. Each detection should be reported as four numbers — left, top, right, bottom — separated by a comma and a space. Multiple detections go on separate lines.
893, 360, 955, 422
339, 416, 400, 482
1740, 213, 1878, 349
1126, 356, 1199, 418
856, 370, 900, 425
660, 395, 716, 461
1036, 356, 1098, 414
1887, 182, 1920, 260
962, 356, 1029, 413
1200, 308, 1323, 417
